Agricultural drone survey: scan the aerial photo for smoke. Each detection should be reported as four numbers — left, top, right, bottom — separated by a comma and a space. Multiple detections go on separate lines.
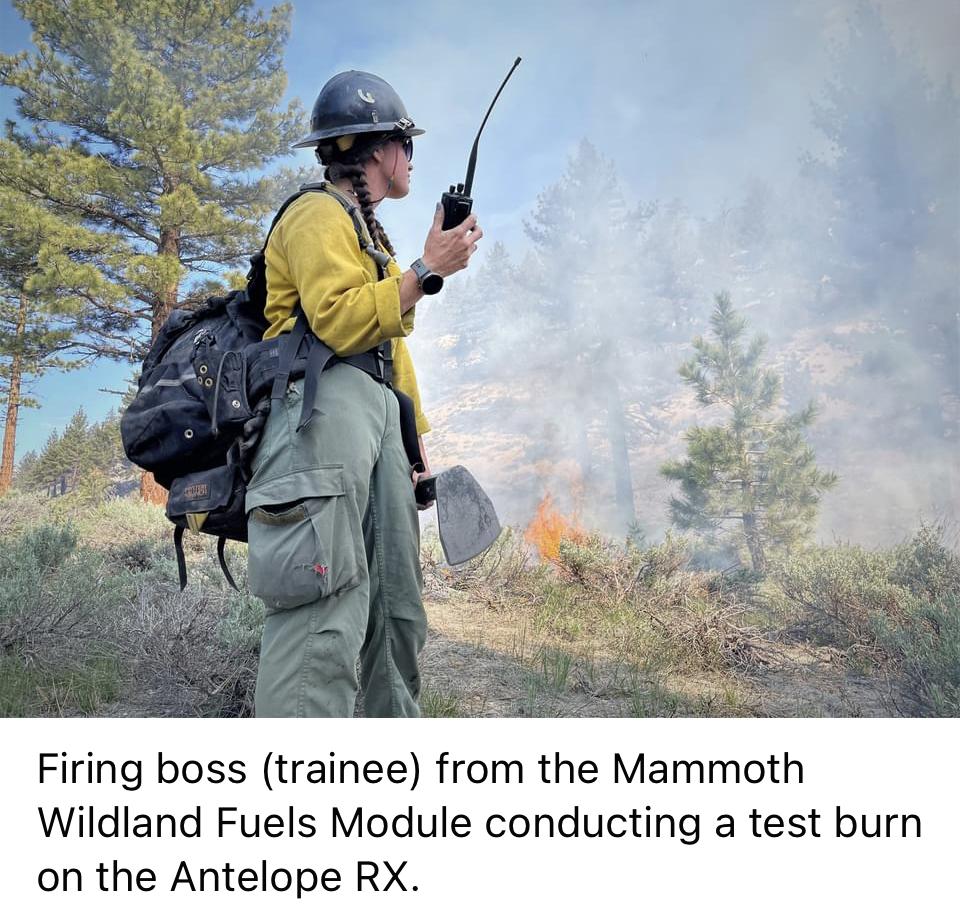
402, 0, 959, 550
4, 0, 956, 551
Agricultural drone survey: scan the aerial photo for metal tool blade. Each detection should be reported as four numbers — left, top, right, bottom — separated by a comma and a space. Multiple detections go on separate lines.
430, 465, 502, 565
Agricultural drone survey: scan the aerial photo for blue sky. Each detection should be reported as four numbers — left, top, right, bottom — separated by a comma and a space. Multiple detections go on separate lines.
1, 0, 956, 459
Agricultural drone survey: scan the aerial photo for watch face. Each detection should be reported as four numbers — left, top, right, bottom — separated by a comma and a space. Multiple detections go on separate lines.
422, 272, 444, 295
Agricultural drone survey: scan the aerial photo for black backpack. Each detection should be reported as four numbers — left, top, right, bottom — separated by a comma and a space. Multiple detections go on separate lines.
120, 183, 400, 590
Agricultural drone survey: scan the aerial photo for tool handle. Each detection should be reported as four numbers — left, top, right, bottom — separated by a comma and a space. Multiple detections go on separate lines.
393, 389, 424, 472
441, 190, 473, 230
415, 476, 437, 507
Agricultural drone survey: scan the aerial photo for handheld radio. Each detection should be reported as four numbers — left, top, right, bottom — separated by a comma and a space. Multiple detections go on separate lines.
440, 57, 522, 230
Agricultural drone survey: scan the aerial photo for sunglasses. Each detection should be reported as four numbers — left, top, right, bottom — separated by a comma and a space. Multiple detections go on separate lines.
371, 134, 414, 163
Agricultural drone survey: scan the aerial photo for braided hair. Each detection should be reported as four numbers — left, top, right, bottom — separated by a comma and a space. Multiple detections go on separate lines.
320, 136, 398, 259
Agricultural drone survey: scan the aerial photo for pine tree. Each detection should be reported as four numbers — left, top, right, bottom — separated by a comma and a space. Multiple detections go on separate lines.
13, 449, 38, 488
0, 0, 301, 347
56, 408, 92, 490
435, 241, 515, 376
660, 292, 838, 571
0, 188, 86, 495
522, 140, 642, 531
32, 428, 65, 494
0, 0, 303, 501
801, 2, 960, 432
87, 410, 126, 473
17, 406, 131, 499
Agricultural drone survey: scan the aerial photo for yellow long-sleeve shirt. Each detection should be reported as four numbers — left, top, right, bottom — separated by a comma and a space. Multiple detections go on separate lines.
264, 187, 430, 434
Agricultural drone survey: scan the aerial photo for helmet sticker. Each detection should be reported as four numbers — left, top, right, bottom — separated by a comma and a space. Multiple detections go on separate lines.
357, 89, 376, 104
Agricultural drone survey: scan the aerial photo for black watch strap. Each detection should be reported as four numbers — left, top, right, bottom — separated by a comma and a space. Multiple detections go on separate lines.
411, 258, 443, 295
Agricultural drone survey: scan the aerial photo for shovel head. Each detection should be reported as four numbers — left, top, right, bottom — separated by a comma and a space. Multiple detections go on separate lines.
417, 465, 502, 565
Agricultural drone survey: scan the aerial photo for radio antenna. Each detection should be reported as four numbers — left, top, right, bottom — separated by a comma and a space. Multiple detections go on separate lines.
463, 57, 522, 196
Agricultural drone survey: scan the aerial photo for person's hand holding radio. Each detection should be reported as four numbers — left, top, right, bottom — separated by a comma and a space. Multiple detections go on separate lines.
422, 204, 483, 277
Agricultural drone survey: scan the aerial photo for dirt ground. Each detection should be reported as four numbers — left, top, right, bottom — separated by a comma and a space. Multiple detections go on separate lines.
420, 596, 904, 718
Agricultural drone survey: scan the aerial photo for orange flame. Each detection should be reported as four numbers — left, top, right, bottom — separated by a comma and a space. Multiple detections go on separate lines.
524, 493, 586, 562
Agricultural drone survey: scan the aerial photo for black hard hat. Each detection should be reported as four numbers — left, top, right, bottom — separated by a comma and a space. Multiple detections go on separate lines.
293, 70, 425, 150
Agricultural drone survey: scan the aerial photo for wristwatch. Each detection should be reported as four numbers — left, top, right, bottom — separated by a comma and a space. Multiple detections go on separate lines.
410, 258, 444, 295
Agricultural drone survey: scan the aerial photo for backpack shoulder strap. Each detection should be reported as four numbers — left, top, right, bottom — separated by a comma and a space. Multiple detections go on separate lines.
247, 181, 390, 287
259, 183, 330, 256
245, 185, 330, 297
304, 182, 392, 275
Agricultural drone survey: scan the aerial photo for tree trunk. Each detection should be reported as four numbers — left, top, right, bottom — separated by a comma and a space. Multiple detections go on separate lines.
141, 219, 181, 504
153, 222, 181, 341
564, 359, 596, 504
606, 371, 637, 534
139, 469, 167, 505
742, 510, 766, 572
0, 294, 27, 496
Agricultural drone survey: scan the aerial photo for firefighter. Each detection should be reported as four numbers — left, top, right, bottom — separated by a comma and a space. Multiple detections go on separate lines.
247, 71, 482, 717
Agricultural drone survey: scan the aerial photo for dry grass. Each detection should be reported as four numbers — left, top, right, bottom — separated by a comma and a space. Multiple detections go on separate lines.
1, 491, 954, 718
107, 558, 261, 716
422, 527, 768, 716
0, 498, 260, 717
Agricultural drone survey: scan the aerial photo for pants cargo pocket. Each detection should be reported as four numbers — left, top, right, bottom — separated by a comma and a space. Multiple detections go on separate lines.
247, 467, 362, 610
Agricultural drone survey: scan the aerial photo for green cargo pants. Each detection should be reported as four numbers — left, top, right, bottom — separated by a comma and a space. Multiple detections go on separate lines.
245, 364, 426, 717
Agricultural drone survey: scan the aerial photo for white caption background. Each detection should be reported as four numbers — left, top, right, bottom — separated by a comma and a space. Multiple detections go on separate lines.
1, 718, 957, 904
